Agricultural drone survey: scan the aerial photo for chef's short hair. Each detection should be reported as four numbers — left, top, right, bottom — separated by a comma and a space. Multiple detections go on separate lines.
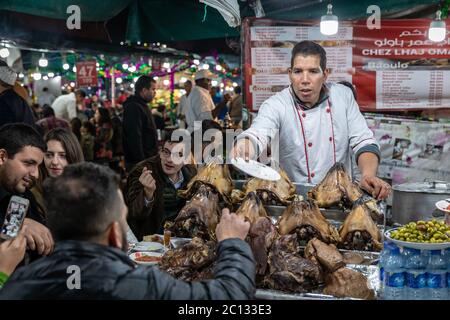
291, 41, 327, 72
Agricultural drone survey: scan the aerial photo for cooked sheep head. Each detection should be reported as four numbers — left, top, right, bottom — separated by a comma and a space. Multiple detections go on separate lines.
277, 197, 340, 244
160, 237, 217, 281
264, 233, 323, 292
323, 268, 375, 300
235, 191, 268, 224
339, 203, 382, 251
231, 168, 296, 205
167, 184, 220, 240
179, 161, 234, 204
308, 162, 346, 207
235, 192, 276, 277
304, 238, 345, 273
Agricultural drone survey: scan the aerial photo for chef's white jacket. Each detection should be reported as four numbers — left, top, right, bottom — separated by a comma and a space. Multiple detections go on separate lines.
185, 86, 215, 132
238, 83, 379, 183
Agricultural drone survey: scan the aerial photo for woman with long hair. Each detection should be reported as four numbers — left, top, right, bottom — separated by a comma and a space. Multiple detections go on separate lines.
31, 128, 84, 217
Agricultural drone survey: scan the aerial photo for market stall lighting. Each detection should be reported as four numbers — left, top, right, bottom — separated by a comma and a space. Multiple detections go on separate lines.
211, 80, 218, 86
320, 3, 339, 36
154, 76, 159, 80
122, 63, 129, 70
48, 72, 54, 78
180, 77, 187, 83
0, 47, 9, 58
163, 62, 171, 69
116, 77, 123, 84
220, 83, 224, 88
130, 83, 135, 88
128, 65, 136, 72
193, 59, 200, 65
38, 54, 48, 67
70, 82, 75, 87
32, 72, 42, 81
63, 63, 70, 70
428, 10, 447, 42
133, 77, 139, 82
43, 75, 48, 81
202, 64, 210, 70
215, 65, 222, 71
163, 79, 170, 86
72, 66, 77, 72
96, 62, 100, 67
233, 82, 238, 87
18, 73, 24, 79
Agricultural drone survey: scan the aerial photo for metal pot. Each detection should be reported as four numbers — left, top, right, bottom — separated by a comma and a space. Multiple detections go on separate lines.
392, 181, 450, 225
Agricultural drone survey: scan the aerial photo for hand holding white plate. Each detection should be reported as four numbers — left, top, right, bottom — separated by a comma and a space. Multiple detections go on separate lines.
435, 199, 450, 213
231, 158, 281, 181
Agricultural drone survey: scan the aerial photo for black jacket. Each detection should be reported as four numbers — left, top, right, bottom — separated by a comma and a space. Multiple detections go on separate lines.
122, 95, 158, 166
0, 89, 35, 127
0, 239, 256, 300
125, 155, 197, 239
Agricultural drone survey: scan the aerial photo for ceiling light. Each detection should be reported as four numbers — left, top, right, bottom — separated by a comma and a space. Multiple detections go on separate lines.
320, 4, 339, 36
428, 10, 447, 42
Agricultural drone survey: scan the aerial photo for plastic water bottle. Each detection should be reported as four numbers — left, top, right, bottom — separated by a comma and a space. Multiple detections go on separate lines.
383, 244, 406, 300
446, 249, 450, 299
404, 248, 428, 300
379, 241, 393, 292
427, 250, 448, 300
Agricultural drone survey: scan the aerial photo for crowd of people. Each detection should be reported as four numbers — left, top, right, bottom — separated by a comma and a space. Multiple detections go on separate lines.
0, 40, 391, 300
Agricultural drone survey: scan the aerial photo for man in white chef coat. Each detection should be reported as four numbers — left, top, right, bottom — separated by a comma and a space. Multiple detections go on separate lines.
233, 41, 390, 200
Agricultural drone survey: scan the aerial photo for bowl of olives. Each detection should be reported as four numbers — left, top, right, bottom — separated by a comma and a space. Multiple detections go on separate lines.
385, 219, 450, 250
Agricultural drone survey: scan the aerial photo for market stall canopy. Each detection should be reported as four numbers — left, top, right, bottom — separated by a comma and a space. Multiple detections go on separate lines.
0, 0, 441, 54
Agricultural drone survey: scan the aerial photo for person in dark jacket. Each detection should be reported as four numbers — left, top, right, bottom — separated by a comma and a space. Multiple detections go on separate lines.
0, 61, 35, 127
122, 76, 158, 172
0, 162, 255, 300
125, 139, 197, 239
0, 124, 54, 259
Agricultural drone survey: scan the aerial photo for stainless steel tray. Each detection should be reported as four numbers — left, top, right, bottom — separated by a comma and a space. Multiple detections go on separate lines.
255, 265, 380, 300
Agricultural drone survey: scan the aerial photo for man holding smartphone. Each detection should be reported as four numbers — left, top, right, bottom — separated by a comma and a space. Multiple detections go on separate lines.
0, 123, 54, 257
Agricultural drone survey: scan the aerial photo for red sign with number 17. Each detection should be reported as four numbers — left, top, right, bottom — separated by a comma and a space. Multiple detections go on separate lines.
76, 61, 98, 87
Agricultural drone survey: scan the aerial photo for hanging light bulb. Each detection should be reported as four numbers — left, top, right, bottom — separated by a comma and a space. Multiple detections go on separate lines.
72, 66, 77, 72
130, 83, 135, 89
48, 72, 55, 78
320, 3, 339, 36
43, 75, 49, 81
63, 63, 70, 70
193, 59, 200, 65
211, 80, 218, 86
32, 73, 42, 81
163, 79, 170, 86
180, 77, 187, 83
0, 47, 10, 58
429, 10, 447, 42
18, 73, 24, 79
202, 64, 210, 70
163, 62, 171, 69
70, 82, 75, 87
38, 53, 48, 67
128, 65, 136, 72
116, 77, 123, 84
215, 65, 223, 71
154, 76, 159, 80
122, 63, 129, 70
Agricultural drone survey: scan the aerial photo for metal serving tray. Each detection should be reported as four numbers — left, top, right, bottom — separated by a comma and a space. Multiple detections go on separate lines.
255, 265, 380, 300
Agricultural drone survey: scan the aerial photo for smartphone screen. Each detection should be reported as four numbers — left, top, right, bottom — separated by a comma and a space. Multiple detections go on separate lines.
0, 196, 29, 240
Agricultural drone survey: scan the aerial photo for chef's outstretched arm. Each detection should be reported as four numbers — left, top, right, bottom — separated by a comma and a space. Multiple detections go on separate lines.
357, 152, 391, 200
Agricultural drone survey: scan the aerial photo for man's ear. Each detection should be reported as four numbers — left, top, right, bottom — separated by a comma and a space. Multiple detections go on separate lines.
323, 68, 330, 82
0, 149, 8, 165
108, 221, 123, 249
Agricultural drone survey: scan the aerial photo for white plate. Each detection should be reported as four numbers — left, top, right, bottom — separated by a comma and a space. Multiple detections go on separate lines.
133, 241, 165, 252
231, 158, 281, 181
385, 228, 450, 250
435, 200, 450, 213
129, 251, 163, 265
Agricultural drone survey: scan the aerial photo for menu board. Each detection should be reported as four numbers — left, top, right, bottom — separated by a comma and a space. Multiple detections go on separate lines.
243, 18, 450, 112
